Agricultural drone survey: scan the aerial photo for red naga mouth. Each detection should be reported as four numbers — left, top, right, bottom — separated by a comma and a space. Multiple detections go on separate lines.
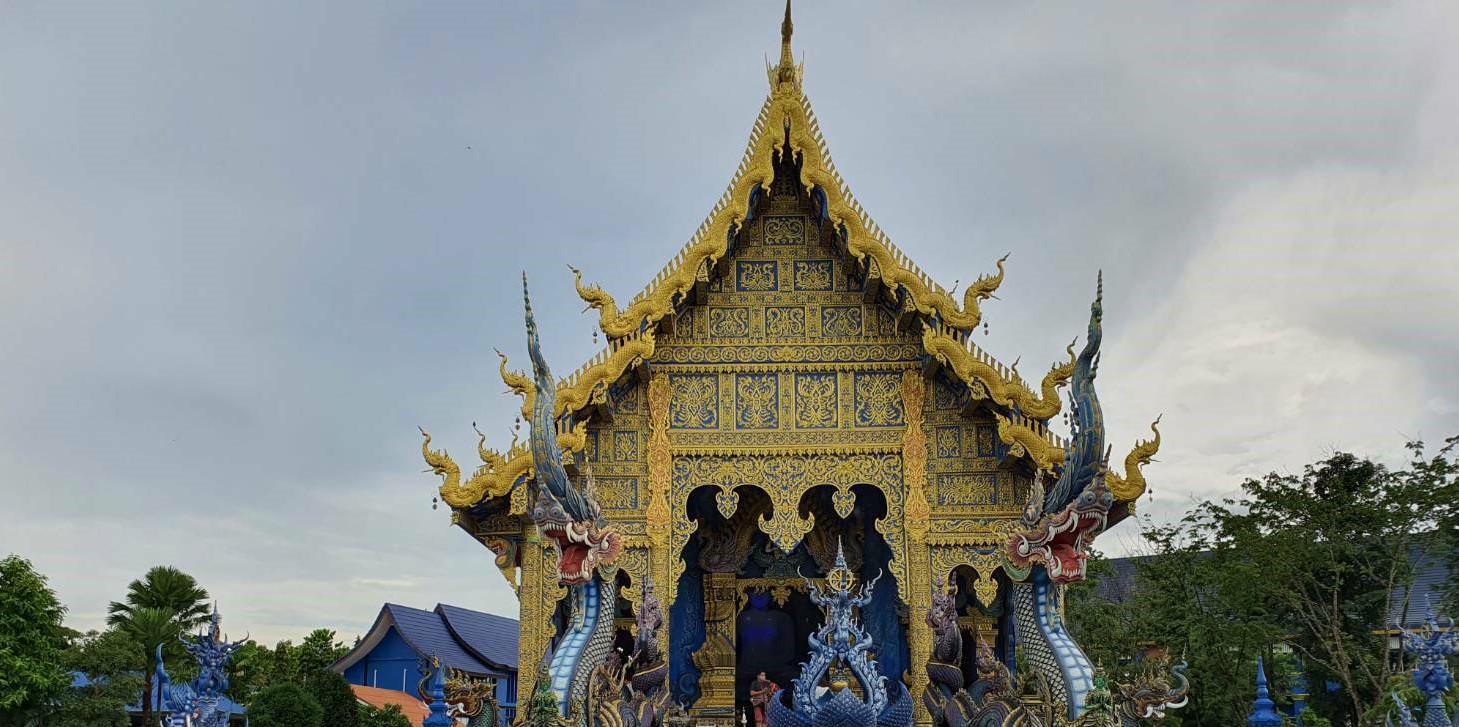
1008, 504, 1108, 584
542, 521, 621, 585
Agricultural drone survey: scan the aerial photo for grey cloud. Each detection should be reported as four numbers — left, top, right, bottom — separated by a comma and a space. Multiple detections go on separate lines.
2, 1, 1455, 640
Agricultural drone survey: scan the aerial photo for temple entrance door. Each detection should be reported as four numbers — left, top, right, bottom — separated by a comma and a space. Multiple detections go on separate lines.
735, 587, 820, 725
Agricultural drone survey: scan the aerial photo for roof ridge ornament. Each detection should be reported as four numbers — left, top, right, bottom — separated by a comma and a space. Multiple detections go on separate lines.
769, 0, 803, 91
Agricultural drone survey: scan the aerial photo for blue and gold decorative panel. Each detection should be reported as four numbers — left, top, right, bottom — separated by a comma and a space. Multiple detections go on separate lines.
736, 261, 778, 291
613, 431, 639, 462
734, 373, 779, 430
765, 307, 805, 337
792, 260, 834, 291
668, 374, 719, 429
973, 425, 996, 457
596, 477, 640, 511
934, 473, 997, 508
934, 426, 960, 458
707, 308, 752, 338
609, 380, 640, 414
853, 372, 905, 427
763, 216, 806, 245
933, 379, 963, 410
586, 430, 600, 461
793, 373, 838, 429
821, 306, 863, 337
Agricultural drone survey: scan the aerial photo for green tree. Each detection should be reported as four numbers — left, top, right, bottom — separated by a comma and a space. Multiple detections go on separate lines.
52, 629, 144, 727
359, 703, 412, 727
297, 629, 351, 675
303, 669, 360, 727
105, 566, 209, 727
248, 683, 324, 727
0, 554, 70, 725
1067, 440, 1458, 727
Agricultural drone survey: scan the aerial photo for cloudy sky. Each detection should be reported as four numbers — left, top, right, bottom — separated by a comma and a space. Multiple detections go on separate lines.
2, 1, 1455, 646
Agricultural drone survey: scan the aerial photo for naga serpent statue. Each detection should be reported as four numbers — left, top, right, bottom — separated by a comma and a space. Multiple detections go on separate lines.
157, 608, 246, 727
923, 277, 1189, 727
523, 274, 624, 727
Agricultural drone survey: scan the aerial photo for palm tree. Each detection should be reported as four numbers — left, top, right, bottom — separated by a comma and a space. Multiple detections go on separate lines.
106, 566, 210, 726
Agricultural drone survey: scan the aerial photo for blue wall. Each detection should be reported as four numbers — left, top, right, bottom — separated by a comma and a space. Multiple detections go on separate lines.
342, 628, 421, 693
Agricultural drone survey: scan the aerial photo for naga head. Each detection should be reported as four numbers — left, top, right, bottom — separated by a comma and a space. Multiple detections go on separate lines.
1007, 475, 1112, 584
523, 274, 622, 586
1114, 661, 1189, 723
1005, 275, 1112, 585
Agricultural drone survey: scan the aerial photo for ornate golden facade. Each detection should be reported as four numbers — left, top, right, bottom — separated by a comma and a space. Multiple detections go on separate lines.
423, 6, 1159, 725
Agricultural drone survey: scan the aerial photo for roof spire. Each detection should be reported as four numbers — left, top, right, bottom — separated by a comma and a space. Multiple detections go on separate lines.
771, 0, 801, 89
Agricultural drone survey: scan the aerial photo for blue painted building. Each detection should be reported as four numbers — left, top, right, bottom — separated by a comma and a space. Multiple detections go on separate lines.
332, 603, 519, 724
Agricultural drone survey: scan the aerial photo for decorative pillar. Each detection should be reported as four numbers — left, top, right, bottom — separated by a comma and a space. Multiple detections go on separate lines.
899, 371, 934, 727
1247, 657, 1283, 727
646, 373, 674, 655
692, 570, 740, 717
516, 531, 546, 708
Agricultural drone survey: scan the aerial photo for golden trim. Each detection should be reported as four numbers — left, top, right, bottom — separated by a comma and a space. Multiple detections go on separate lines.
922, 324, 1075, 421
993, 413, 1066, 473
1106, 416, 1161, 503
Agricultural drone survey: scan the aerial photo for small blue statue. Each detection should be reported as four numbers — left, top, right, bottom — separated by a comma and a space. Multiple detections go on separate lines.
1393, 603, 1459, 727
158, 606, 245, 727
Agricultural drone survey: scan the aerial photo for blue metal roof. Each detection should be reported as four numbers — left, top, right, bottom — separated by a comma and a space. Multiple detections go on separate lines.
1388, 546, 1454, 629
332, 602, 519, 679
436, 603, 519, 671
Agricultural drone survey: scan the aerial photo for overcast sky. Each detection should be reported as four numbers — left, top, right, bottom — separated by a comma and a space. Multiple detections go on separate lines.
2, 1, 1455, 646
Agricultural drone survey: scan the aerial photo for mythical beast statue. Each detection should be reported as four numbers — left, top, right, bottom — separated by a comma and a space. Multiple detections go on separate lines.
592, 578, 671, 727
766, 543, 914, 727
157, 607, 245, 727
522, 274, 624, 727
924, 277, 1188, 727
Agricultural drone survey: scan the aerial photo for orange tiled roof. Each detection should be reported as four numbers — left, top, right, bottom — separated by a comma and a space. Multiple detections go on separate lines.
350, 684, 432, 727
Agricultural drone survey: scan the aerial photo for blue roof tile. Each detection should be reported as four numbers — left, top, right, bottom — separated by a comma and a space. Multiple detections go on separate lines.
436, 603, 520, 670
385, 603, 494, 675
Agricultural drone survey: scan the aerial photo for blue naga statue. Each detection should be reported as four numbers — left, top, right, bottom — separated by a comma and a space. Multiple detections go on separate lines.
156, 607, 245, 727
767, 542, 914, 727
522, 274, 625, 727
924, 277, 1188, 727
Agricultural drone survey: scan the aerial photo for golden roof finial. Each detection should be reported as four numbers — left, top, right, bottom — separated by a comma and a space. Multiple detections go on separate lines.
770, 0, 801, 89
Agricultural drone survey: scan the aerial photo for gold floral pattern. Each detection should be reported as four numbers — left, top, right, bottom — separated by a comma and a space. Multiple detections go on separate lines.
853, 371, 904, 426
765, 307, 805, 337
793, 260, 833, 291
707, 308, 751, 338
668, 374, 719, 429
596, 477, 640, 510
934, 426, 960, 458
821, 306, 862, 337
763, 216, 806, 245
736, 261, 777, 291
935, 473, 996, 508
734, 373, 778, 429
613, 431, 639, 462
793, 373, 837, 428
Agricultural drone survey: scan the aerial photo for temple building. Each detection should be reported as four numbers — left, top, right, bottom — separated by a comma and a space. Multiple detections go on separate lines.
421, 4, 1160, 724
332, 603, 518, 725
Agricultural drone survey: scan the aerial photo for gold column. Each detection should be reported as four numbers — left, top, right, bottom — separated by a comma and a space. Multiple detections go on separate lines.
900, 371, 934, 727
646, 373, 673, 655
692, 570, 740, 715
516, 531, 545, 707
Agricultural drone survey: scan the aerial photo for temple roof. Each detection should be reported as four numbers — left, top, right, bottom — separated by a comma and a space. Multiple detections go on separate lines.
332, 603, 519, 677
422, 3, 1160, 518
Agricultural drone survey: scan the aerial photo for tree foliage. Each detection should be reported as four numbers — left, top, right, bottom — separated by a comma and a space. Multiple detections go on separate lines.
51, 629, 145, 727
1069, 440, 1459, 727
0, 554, 70, 724
304, 668, 361, 727
105, 565, 210, 727
247, 683, 324, 727
359, 703, 412, 727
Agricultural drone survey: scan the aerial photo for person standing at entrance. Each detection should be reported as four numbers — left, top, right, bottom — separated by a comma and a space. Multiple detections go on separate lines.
750, 671, 779, 727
